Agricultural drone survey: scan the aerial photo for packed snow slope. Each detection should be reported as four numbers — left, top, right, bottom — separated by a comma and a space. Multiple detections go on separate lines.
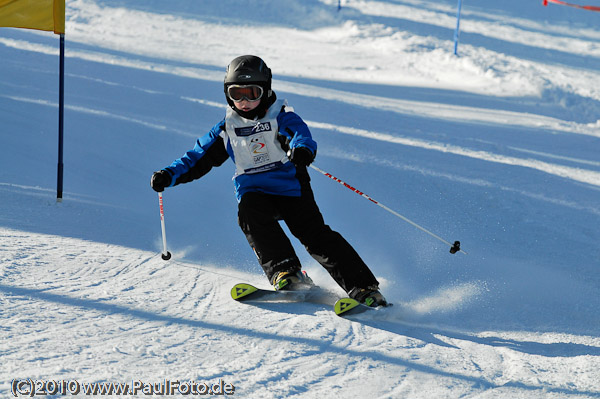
1, 0, 599, 397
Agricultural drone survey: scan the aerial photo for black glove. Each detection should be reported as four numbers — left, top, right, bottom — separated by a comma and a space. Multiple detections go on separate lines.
151, 170, 171, 192
289, 146, 315, 167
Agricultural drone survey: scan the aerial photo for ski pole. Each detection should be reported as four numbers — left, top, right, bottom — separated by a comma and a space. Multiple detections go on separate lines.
309, 164, 466, 255
157, 192, 172, 260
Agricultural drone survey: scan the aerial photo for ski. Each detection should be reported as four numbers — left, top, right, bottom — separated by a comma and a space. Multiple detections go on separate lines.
333, 297, 392, 317
230, 282, 317, 303
232, 283, 392, 317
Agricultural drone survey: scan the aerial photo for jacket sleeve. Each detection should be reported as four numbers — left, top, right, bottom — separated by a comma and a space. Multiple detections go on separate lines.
276, 108, 317, 157
164, 119, 229, 186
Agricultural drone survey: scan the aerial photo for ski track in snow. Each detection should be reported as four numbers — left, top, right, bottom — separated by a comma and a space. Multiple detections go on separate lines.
2, 228, 600, 398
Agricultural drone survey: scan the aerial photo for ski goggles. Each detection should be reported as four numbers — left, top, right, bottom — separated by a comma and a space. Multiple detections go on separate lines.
227, 85, 264, 102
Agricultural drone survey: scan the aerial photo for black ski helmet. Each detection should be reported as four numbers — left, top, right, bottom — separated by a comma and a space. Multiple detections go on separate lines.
224, 55, 275, 119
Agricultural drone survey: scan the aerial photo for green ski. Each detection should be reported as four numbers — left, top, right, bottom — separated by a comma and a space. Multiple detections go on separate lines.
334, 297, 392, 317
231, 282, 317, 303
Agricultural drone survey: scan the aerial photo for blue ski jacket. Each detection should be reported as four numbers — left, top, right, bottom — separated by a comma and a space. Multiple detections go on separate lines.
162, 99, 317, 202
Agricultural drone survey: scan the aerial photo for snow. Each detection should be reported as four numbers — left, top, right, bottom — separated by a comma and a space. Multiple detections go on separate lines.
1, 0, 599, 397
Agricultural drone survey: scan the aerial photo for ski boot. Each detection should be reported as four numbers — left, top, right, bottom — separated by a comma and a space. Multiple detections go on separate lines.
272, 270, 314, 291
348, 286, 389, 308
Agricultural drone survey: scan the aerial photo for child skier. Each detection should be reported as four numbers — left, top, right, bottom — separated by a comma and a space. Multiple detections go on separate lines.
151, 55, 387, 307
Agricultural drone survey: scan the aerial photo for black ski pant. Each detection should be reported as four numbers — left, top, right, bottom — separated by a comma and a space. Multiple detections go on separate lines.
237, 183, 379, 294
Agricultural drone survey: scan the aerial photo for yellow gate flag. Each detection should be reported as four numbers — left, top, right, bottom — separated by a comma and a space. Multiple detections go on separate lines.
0, 0, 65, 34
